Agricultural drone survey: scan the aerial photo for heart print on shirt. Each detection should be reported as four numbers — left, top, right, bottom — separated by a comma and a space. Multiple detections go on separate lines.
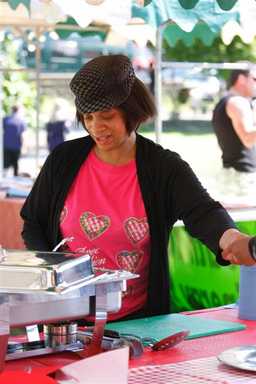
124, 217, 149, 244
80, 211, 111, 240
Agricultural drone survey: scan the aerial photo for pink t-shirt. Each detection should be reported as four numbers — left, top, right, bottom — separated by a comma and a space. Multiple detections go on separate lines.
60, 150, 150, 319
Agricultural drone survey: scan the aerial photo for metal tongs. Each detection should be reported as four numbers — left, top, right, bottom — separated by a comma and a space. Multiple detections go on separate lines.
110, 329, 190, 352
77, 327, 144, 358
140, 330, 190, 351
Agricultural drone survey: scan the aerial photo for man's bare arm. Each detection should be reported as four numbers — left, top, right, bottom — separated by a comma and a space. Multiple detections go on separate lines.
226, 96, 256, 148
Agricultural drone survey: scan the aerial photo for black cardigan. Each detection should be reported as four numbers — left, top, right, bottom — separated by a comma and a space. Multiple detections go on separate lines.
21, 134, 235, 316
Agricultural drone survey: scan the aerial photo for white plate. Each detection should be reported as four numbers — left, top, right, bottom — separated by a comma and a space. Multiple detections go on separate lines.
218, 345, 256, 372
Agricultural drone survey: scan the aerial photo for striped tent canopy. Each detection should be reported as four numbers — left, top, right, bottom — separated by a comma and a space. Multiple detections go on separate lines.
5, 0, 256, 46
132, 0, 256, 46
7, 0, 152, 10
6, 0, 239, 11
3, 0, 151, 42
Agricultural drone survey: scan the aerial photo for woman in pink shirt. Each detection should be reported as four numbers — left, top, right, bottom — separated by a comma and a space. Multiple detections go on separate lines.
21, 55, 253, 320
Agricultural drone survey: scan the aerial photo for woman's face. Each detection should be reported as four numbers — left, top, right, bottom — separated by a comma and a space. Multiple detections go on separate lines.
83, 108, 130, 152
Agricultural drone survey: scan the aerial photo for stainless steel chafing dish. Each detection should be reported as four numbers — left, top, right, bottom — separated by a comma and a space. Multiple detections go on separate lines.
0, 249, 138, 370
0, 250, 94, 293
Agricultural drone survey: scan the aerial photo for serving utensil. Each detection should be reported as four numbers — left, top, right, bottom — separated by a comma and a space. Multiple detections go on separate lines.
141, 330, 190, 351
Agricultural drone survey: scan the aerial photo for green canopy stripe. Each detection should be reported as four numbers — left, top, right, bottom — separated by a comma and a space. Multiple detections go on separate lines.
216, 0, 238, 10
55, 28, 107, 40
177, 0, 200, 9
164, 22, 216, 46
55, 17, 107, 39
176, 0, 238, 9
8, 0, 30, 10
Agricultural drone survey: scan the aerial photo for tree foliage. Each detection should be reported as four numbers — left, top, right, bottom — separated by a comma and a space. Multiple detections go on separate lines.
0, 32, 36, 128
162, 35, 256, 90
163, 35, 256, 63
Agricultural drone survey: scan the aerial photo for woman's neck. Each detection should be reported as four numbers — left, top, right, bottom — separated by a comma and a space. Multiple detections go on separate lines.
94, 132, 136, 165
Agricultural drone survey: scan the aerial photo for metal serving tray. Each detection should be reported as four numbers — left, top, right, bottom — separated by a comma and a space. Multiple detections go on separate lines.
0, 250, 93, 293
0, 250, 138, 326
0, 250, 138, 371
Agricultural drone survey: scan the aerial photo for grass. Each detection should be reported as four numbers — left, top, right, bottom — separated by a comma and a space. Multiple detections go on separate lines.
140, 118, 213, 135
139, 118, 224, 201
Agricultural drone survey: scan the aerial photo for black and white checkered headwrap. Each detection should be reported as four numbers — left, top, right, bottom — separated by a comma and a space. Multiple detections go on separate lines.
70, 54, 136, 114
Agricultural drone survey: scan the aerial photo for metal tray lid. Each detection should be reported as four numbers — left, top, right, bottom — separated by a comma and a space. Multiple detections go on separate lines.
0, 249, 94, 292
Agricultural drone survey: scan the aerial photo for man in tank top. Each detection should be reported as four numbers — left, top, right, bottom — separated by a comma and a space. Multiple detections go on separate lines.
212, 69, 256, 201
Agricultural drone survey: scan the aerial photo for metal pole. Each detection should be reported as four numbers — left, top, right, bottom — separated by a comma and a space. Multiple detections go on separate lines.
0, 69, 3, 180
155, 25, 163, 144
35, 27, 41, 170
161, 61, 252, 70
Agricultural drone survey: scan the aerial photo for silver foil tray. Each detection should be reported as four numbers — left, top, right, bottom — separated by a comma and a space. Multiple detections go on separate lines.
0, 250, 93, 293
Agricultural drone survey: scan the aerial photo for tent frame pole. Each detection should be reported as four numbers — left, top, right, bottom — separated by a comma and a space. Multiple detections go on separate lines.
155, 25, 163, 144
0, 70, 3, 180
155, 22, 169, 144
35, 27, 42, 171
